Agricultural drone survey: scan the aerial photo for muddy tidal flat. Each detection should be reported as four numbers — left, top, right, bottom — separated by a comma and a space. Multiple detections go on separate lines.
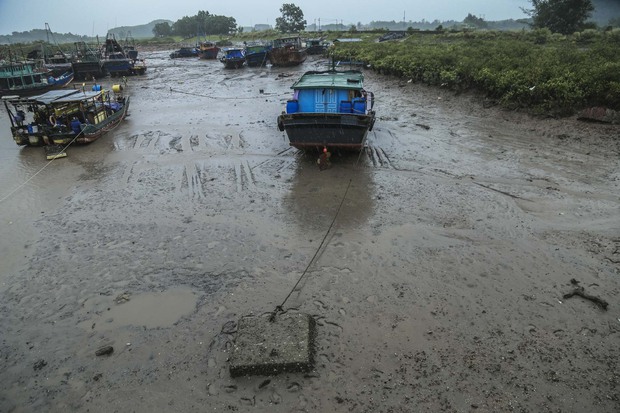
0, 51, 619, 413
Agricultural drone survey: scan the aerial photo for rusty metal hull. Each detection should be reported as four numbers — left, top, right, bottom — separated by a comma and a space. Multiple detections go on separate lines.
268, 48, 308, 67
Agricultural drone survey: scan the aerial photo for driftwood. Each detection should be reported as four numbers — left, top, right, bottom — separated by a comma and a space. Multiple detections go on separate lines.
563, 282, 608, 310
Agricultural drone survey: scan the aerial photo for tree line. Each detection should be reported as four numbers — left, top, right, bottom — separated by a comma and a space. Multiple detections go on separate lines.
152, 11, 238, 38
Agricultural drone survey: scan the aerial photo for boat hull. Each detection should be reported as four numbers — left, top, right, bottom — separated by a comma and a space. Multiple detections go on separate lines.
245, 52, 269, 67
72, 61, 106, 80
199, 49, 220, 59
277, 112, 375, 151
268, 48, 307, 67
221, 58, 245, 69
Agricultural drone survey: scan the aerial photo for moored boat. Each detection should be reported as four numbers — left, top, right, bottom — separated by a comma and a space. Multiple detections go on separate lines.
101, 34, 132, 77
267, 36, 307, 67
220, 47, 245, 69
2, 86, 130, 148
277, 69, 375, 151
305, 38, 329, 55
198, 41, 220, 59
71, 41, 106, 80
123, 33, 139, 60
244, 43, 270, 67
100, 33, 147, 76
170, 46, 198, 59
0, 61, 74, 97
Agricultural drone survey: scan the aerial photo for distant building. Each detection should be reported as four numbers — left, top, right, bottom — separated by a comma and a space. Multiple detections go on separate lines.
253, 24, 272, 32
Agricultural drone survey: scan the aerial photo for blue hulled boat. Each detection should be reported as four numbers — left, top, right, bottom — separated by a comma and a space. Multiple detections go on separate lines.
277, 69, 376, 151
220, 47, 245, 69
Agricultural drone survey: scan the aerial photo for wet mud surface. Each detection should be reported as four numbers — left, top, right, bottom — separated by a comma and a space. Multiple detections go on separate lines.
1, 51, 619, 412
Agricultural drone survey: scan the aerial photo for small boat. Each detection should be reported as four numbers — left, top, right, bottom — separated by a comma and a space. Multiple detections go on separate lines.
101, 34, 146, 77
267, 36, 307, 67
0, 61, 74, 97
170, 46, 198, 59
244, 43, 270, 67
101, 34, 133, 77
305, 38, 329, 55
220, 47, 245, 69
123, 32, 139, 60
2, 86, 130, 148
198, 41, 220, 60
71, 41, 106, 80
277, 69, 376, 151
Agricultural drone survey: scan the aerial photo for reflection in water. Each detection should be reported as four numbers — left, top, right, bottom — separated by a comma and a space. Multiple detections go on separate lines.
283, 151, 375, 232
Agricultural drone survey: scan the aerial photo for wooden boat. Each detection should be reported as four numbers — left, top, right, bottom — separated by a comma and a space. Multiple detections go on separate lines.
277, 69, 376, 151
170, 46, 198, 59
2, 86, 130, 147
268, 36, 307, 67
0, 61, 74, 97
198, 41, 220, 59
220, 48, 245, 69
244, 43, 270, 67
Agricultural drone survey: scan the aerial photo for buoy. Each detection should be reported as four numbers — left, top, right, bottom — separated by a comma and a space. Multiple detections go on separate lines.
112, 84, 123, 93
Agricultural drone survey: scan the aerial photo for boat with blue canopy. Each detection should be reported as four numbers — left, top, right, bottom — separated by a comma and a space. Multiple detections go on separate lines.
277, 69, 375, 151
3, 85, 129, 149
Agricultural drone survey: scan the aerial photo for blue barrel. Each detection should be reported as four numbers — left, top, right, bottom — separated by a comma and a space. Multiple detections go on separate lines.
27, 124, 34, 134
286, 100, 299, 114
92, 84, 102, 91
353, 99, 366, 114
340, 101, 352, 113
70, 119, 82, 134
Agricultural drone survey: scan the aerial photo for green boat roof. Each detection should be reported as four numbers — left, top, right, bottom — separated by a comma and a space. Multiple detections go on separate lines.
291, 70, 365, 90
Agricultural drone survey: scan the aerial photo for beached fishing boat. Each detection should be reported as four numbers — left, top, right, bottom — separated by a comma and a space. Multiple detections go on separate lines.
71, 41, 106, 80
2, 86, 130, 149
305, 38, 329, 55
170, 46, 198, 59
220, 47, 245, 69
277, 69, 375, 151
244, 43, 270, 67
198, 41, 220, 59
0, 61, 74, 97
267, 36, 307, 67
100, 33, 147, 76
123, 32, 139, 60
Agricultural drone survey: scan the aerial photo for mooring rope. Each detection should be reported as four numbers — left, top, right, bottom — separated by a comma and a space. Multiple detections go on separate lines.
0, 129, 85, 205
270, 147, 366, 321
0, 101, 128, 205
168, 87, 289, 100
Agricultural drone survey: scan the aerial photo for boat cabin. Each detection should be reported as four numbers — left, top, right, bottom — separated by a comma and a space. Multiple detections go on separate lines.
285, 70, 369, 115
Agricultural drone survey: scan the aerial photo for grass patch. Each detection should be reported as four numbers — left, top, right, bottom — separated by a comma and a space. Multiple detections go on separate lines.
329, 30, 620, 115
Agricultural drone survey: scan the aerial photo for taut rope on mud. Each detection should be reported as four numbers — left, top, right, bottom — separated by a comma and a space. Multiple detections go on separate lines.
269, 148, 366, 321
168, 88, 290, 100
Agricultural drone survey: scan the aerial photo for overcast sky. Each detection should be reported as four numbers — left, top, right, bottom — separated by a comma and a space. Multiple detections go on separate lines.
1, 0, 532, 36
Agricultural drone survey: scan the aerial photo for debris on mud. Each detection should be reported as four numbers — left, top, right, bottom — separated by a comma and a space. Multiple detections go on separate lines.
563, 279, 609, 310
95, 345, 114, 356
114, 292, 131, 304
33, 359, 47, 371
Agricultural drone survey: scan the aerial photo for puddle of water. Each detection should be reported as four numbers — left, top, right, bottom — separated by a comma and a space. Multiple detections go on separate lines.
80, 288, 198, 331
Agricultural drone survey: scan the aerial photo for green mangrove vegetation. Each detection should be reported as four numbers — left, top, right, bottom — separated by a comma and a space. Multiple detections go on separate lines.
329, 29, 620, 115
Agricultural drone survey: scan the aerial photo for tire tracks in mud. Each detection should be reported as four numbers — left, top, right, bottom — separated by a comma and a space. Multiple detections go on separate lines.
115, 130, 297, 200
